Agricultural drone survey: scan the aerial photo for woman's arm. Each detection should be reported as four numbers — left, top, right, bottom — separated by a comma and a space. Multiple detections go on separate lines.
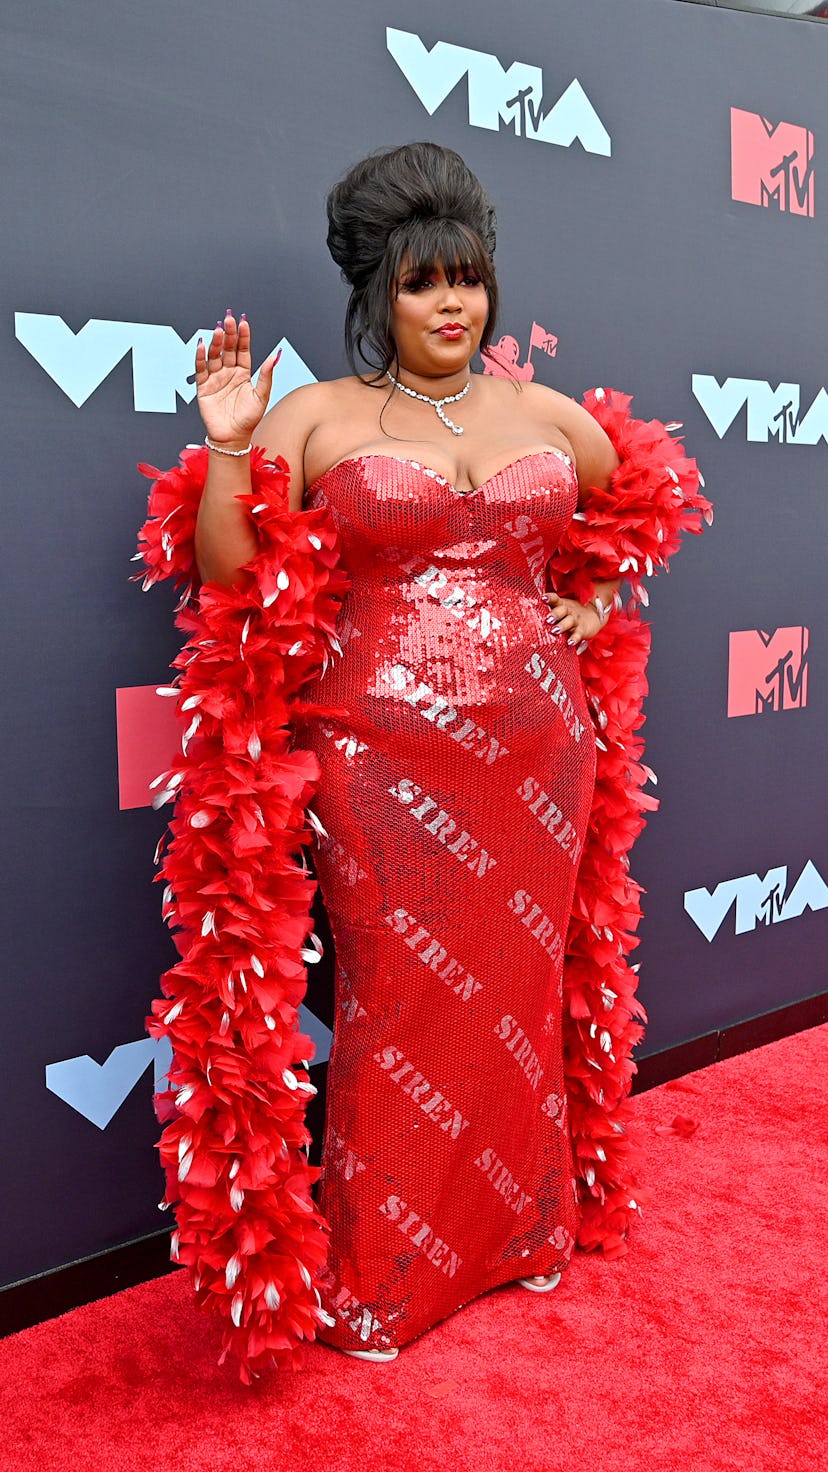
526, 385, 623, 644
548, 391, 620, 510
192, 314, 319, 586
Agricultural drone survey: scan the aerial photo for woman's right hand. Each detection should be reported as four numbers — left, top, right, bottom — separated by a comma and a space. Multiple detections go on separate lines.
194, 311, 280, 448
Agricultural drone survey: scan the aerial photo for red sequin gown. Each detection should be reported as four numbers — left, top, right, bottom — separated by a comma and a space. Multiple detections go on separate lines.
291, 449, 597, 1354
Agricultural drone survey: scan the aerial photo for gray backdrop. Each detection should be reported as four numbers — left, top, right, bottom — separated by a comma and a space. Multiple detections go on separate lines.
1, 0, 825, 1291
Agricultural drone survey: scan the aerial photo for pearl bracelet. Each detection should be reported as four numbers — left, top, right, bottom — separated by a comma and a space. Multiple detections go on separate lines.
204, 435, 252, 457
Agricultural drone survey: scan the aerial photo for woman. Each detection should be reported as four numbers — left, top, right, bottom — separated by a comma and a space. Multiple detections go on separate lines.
137, 141, 709, 1380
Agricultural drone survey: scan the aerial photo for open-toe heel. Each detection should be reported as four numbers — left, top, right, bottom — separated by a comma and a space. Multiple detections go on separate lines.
342, 1346, 400, 1361
517, 1272, 562, 1293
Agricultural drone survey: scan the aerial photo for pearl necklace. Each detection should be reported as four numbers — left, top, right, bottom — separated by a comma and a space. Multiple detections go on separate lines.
386, 370, 470, 436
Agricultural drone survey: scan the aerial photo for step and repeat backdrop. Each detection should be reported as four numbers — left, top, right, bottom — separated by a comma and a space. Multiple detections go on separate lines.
1, 0, 825, 1290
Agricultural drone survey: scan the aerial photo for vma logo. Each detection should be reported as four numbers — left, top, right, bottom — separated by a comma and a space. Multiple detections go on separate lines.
685, 862, 828, 942
727, 628, 809, 718
46, 1008, 333, 1128
692, 376, 828, 445
14, 313, 315, 412
731, 108, 815, 218
386, 27, 611, 156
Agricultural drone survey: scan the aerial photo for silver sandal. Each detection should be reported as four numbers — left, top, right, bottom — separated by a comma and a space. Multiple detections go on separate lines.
517, 1272, 562, 1293
342, 1345, 400, 1361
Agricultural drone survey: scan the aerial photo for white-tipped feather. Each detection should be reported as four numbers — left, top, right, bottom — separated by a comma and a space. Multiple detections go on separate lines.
305, 808, 329, 839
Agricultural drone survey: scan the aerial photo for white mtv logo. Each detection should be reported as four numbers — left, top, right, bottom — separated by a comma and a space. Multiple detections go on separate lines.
46, 1005, 332, 1128
14, 313, 316, 413
387, 27, 611, 156
692, 375, 828, 445
684, 861, 828, 942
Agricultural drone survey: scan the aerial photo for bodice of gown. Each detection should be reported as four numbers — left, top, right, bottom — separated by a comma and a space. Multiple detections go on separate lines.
300, 448, 589, 760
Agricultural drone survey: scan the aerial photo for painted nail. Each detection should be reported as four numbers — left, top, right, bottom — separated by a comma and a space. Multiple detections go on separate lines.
215, 320, 222, 329
567, 636, 577, 646
240, 313, 247, 322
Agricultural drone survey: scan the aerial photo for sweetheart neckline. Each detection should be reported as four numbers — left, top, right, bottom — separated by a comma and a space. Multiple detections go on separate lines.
305, 448, 576, 500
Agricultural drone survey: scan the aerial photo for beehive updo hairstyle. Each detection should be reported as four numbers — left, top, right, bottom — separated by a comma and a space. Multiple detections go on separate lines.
326, 141, 500, 381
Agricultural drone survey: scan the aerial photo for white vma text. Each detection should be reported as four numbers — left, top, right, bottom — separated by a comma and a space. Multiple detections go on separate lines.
386, 28, 611, 155
14, 313, 315, 412
684, 861, 828, 942
692, 375, 828, 445
46, 1005, 332, 1128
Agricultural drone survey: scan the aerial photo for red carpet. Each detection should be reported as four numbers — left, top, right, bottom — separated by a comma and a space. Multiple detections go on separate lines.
2, 1023, 826, 1472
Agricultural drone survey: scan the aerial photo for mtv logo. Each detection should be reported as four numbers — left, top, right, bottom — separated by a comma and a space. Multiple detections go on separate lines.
731, 109, 815, 218
116, 685, 184, 809
727, 628, 809, 717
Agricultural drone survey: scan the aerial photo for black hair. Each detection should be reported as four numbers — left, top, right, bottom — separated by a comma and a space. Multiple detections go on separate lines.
326, 141, 501, 383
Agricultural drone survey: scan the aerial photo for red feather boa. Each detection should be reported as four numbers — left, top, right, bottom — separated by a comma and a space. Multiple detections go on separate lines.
135, 393, 711, 1377
548, 389, 711, 1257
135, 445, 351, 1381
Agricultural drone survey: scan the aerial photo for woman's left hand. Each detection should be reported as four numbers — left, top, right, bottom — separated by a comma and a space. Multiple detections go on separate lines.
544, 591, 603, 649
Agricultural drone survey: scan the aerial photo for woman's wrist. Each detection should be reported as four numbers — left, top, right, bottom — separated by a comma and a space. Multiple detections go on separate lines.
204, 434, 253, 456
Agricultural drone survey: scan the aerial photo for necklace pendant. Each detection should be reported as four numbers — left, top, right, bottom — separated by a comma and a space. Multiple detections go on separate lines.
386, 370, 469, 437
436, 405, 464, 435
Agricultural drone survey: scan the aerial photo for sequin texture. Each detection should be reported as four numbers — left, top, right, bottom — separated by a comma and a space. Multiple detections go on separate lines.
292, 450, 597, 1352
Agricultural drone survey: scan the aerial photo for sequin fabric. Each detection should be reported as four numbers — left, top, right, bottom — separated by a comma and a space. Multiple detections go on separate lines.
292, 450, 597, 1352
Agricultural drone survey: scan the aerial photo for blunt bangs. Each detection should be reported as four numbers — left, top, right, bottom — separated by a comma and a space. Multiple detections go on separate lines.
346, 215, 499, 382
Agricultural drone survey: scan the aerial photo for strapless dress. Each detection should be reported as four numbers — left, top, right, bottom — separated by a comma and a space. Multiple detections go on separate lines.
290, 449, 597, 1352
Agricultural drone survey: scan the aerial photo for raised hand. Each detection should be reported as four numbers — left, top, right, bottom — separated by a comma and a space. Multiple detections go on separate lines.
194, 312, 280, 448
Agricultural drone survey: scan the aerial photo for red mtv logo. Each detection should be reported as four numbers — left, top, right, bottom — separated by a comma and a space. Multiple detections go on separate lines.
116, 685, 183, 809
727, 628, 809, 718
731, 109, 815, 218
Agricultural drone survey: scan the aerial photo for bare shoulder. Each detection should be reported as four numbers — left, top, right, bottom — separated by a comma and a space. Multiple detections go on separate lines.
518, 378, 598, 438
520, 380, 619, 496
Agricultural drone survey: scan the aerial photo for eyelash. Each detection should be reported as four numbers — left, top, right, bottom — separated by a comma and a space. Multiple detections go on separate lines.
402, 275, 482, 292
